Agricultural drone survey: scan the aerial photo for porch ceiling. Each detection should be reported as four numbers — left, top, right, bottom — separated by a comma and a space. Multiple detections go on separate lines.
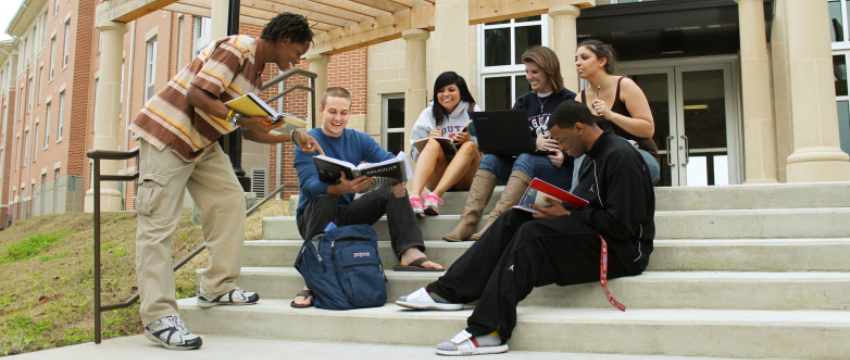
96, 0, 594, 55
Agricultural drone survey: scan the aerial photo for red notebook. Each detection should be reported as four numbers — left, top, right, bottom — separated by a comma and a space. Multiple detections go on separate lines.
511, 178, 589, 215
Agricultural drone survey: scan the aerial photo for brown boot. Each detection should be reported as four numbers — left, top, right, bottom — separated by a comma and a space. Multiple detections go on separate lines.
442, 170, 498, 242
471, 170, 531, 240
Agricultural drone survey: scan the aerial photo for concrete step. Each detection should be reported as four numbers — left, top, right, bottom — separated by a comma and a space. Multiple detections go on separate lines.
11, 334, 758, 360
217, 267, 850, 311
243, 238, 850, 272
262, 207, 850, 240
177, 298, 850, 359
286, 182, 850, 215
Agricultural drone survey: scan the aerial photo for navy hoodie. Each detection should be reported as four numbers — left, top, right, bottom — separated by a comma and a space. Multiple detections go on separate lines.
512, 88, 577, 138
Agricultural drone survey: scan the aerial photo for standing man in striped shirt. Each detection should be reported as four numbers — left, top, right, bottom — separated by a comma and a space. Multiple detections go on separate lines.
128, 13, 316, 351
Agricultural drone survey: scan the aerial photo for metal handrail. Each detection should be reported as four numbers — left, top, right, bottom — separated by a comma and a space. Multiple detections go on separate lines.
88, 146, 300, 344
89, 70, 316, 344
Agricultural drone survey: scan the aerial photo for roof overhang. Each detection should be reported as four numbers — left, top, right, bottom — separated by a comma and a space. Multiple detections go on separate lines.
96, 0, 594, 55
5, 0, 50, 37
0, 40, 17, 66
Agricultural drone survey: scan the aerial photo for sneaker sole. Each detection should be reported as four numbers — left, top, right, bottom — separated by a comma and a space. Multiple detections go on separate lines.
424, 207, 439, 216
395, 300, 464, 311
197, 301, 258, 309
436, 344, 509, 356
144, 331, 202, 351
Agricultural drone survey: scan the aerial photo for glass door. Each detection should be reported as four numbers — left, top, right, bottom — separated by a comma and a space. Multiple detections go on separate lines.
623, 62, 740, 186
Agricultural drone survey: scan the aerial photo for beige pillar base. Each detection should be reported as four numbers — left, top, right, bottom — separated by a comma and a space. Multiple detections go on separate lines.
84, 188, 123, 213
549, 5, 581, 91
786, 159, 850, 182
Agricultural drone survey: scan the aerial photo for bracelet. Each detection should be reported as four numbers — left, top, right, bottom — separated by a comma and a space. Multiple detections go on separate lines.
290, 128, 299, 143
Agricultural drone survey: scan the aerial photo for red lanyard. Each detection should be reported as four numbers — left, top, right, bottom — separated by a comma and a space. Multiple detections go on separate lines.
600, 235, 626, 311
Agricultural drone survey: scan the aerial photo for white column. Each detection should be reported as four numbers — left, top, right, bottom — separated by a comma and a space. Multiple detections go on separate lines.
434, 0, 469, 79
210, 0, 229, 40
736, 0, 778, 184
784, 0, 850, 182
306, 54, 330, 125
403, 29, 430, 160
549, 5, 581, 91
85, 21, 128, 212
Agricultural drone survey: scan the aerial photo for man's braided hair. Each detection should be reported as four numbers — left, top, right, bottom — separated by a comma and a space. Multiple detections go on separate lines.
260, 13, 314, 44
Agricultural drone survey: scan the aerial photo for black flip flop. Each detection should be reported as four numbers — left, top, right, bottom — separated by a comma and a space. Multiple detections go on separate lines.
290, 289, 314, 308
393, 257, 442, 272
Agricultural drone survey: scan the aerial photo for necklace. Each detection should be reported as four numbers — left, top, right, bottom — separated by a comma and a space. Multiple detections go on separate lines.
537, 94, 550, 113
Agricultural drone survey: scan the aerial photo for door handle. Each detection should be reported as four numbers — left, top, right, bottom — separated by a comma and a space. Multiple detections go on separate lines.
680, 135, 689, 166
665, 136, 675, 166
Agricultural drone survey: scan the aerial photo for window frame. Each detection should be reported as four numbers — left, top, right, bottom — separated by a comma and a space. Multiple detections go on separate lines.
44, 101, 51, 148
193, 17, 211, 57
381, 93, 406, 154
834, 50, 850, 157
476, 17, 548, 110
145, 38, 158, 101
63, 20, 70, 68
57, 91, 65, 142
49, 35, 56, 80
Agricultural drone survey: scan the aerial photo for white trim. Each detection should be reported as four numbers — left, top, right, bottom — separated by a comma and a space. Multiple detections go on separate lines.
145, 26, 159, 42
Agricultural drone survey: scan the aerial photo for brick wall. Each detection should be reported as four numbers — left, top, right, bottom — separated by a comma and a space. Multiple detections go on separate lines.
0, 91, 16, 228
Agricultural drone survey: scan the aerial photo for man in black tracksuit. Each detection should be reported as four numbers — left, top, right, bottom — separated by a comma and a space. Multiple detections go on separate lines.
396, 100, 655, 355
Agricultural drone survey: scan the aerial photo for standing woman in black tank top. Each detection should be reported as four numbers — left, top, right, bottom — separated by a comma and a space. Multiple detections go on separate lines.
573, 39, 660, 185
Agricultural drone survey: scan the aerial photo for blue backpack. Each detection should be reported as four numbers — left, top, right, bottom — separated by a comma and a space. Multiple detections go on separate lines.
294, 224, 387, 310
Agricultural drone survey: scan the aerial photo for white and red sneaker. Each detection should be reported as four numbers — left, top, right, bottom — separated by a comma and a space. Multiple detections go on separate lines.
423, 193, 444, 216
410, 195, 426, 219
435, 330, 508, 356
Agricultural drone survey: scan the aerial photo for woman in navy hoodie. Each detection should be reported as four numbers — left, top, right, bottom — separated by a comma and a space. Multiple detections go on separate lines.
443, 46, 577, 241
409, 72, 482, 218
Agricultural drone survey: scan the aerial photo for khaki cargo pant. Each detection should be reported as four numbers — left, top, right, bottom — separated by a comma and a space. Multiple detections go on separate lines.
136, 139, 246, 326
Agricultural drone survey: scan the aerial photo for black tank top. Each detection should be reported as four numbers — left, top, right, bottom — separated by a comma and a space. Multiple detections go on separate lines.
582, 77, 660, 162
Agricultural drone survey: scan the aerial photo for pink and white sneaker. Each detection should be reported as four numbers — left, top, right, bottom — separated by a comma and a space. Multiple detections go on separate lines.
410, 195, 425, 219
423, 193, 444, 216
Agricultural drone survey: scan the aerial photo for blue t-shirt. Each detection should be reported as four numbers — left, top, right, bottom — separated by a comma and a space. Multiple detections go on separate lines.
293, 127, 396, 220
512, 88, 577, 138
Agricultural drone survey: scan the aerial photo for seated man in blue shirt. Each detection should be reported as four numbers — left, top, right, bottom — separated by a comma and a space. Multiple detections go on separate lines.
291, 87, 444, 307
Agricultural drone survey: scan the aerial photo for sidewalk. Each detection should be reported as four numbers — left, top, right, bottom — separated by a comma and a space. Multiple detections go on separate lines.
10, 335, 759, 360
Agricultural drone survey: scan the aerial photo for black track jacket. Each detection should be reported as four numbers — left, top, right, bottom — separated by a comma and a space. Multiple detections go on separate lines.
569, 129, 656, 272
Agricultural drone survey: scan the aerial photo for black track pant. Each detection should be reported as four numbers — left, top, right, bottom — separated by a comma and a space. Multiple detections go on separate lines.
427, 209, 643, 342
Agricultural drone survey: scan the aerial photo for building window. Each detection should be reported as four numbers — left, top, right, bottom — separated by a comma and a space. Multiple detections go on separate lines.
49, 36, 56, 80
27, 77, 34, 113
37, 66, 43, 103
31, 27, 36, 59
42, 11, 48, 47
54, 0, 59, 16
120, 60, 125, 103
33, 124, 38, 162
63, 20, 70, 68
53, 168, 60, 213
24, 129, 29, 164
93, 77, 98, 131
177, 16, 185, 67
22, 37, 28, 64
834, 54, 850, 156
478, 16, 545, 110
382, 94, 405, 155
40, 174, 47, 216
146, 38, 157, 101
44, 102, 51, 148
830, 0, 847, 44
194, 17, 211, 57
58, 91, 65, 141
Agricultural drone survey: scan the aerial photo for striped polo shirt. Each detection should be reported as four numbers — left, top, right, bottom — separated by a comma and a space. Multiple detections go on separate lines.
130, 35, 266, 162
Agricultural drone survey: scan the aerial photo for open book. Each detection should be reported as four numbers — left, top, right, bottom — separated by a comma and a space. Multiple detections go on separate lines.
412, 137, 457, 156
512, 178, 589, 215
313, 151, 414, 193
225, 92, 307, 136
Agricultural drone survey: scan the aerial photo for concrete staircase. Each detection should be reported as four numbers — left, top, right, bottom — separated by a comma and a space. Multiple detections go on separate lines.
179, 182, 850, 359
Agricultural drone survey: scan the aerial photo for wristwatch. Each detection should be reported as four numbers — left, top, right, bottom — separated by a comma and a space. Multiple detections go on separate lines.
228, 112, 242, 128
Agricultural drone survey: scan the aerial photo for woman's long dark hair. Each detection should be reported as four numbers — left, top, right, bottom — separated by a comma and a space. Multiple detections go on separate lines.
432, 71, 476, 126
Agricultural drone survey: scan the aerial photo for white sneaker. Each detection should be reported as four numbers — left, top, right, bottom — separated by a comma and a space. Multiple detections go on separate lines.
396, 287, 463, 311
144, 315, 202, 351
197, 287, 259, 308
436, 330, 509, 356
423, 193, 443, 216
410, 195, 426, 219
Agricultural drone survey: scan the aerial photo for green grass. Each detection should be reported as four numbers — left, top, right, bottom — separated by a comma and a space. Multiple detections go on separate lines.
0, 200, 289, 357
2, 232, 71, 264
